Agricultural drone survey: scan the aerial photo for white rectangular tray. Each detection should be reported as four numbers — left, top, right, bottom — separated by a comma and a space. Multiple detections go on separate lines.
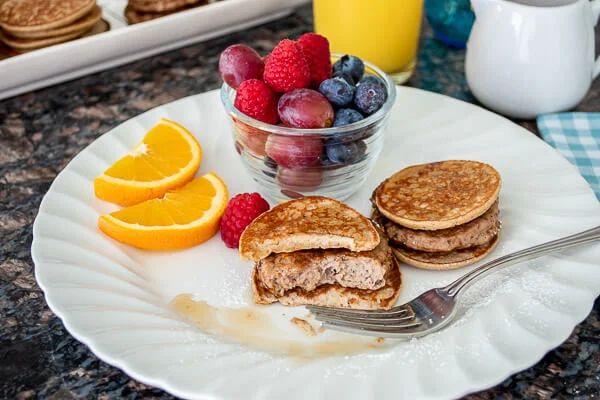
0, 0, 309, 101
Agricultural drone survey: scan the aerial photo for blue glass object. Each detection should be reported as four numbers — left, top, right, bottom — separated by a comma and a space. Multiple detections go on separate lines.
425, 0, 475, 49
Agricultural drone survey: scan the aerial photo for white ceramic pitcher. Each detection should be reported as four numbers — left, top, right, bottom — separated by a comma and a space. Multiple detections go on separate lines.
465, 0, 600, 119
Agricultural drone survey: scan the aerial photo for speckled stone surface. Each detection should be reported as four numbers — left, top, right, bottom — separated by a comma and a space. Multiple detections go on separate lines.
1, 4, 599, 400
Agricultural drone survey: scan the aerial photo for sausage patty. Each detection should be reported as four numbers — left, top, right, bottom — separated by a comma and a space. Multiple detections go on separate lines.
373, 200, 500, 253
257, 238, 391, 297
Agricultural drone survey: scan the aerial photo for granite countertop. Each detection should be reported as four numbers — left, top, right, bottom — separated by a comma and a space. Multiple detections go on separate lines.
1, 4, 599, 399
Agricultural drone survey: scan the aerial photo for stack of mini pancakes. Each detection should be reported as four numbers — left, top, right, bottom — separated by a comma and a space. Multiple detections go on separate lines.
0, 0, 108, 53
125, 0, 209, 24
372, 160, 502, 270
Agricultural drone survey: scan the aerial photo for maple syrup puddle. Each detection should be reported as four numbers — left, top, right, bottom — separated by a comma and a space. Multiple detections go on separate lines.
169, 294, 388, 358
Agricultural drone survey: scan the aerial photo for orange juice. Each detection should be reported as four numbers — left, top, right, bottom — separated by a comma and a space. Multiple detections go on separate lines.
313, 0, 423, 83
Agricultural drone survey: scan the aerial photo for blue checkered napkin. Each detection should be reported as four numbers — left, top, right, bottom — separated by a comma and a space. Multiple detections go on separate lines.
537, 113, 600, 201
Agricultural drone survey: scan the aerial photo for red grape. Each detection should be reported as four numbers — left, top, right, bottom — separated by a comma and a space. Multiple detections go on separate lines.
237, 127, 269, 156
265, 134, 322, 168
277, 88, 334, 129
219, 44, 265, 89
277, 166, 323, 192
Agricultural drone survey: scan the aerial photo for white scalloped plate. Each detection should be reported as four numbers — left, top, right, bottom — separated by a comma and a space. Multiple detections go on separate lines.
32, 88, 600, 400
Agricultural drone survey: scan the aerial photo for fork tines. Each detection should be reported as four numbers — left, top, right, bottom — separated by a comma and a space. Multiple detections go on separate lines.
306, 305, 425, 337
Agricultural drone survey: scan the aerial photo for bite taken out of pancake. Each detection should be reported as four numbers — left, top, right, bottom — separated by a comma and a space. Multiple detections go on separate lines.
241, 196, 402, 310
372, 160, 502, 270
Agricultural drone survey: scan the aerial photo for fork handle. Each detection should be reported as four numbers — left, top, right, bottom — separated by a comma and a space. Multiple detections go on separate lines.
443, 225, 600, 298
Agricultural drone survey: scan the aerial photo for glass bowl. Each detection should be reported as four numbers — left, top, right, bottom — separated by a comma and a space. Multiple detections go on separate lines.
220, 54, 397, 203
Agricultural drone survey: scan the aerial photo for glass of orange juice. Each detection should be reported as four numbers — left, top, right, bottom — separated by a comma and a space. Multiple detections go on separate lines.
313, 0, 423, 84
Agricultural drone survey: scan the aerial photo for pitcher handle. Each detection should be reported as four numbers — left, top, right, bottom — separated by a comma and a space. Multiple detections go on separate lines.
593, 0, 600, 78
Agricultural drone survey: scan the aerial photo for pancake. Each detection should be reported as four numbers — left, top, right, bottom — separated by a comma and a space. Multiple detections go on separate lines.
124, 2, 203, 24
128, 0, 206, 13
374, 160, 501, 230
0, 19, 108, 57
239, 196, 380, 262
0, 0, 97, 33
3, 5, 102, 39
0, 28, 86, 50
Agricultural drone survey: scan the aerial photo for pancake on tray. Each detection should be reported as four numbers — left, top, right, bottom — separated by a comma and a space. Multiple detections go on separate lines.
0, 1, 107, 52
124, 0, 208, 24
372, 160, 502, 270
240, 196, 402, 310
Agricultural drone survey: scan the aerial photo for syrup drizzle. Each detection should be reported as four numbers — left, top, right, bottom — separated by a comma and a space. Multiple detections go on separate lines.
169, 293, 387, 358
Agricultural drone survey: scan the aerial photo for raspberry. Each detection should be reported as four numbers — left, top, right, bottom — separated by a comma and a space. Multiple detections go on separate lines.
233, 79, 279, 124
220, 192, 270, 248
298, 33, 332, 88
263, 39, 311, 93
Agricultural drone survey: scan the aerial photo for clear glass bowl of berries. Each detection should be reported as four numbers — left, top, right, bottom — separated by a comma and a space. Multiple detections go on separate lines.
219, 35, 396, 202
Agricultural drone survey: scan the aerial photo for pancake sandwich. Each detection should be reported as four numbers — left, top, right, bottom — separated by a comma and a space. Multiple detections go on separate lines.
239, 196, 402, 310
372, 160, 502, 270
0, 0, 108, 52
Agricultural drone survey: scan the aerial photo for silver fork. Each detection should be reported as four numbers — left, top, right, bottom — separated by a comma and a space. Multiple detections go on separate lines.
307, 225, 600, 339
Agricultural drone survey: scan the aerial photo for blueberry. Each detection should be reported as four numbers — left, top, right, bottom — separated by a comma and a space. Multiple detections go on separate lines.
359, 75, 386, 89
319, 151, 336, 167
353, 75, 387, 115
325, 139, 367, 165
332, 71, 355, 86
333, 108, 364, 127
318, 77, 355, 108
332, 55, 365, 83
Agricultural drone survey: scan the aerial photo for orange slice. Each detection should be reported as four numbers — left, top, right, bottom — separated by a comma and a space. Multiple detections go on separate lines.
94, 118, 202, 206
98, 172, 228, 250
